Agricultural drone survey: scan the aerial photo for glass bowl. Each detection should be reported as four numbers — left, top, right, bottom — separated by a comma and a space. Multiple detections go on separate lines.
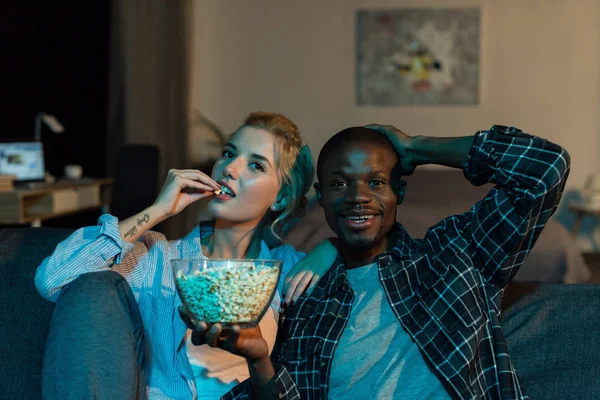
172, 259, 282, 328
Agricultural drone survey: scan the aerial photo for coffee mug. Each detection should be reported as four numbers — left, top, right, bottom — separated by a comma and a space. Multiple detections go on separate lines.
65, 165, 83, 180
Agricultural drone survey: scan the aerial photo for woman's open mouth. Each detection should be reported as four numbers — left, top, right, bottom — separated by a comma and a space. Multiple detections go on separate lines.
214, 185, 236, 200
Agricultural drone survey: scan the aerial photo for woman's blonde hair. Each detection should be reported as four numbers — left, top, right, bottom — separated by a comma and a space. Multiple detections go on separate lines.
236, 111, 313, 242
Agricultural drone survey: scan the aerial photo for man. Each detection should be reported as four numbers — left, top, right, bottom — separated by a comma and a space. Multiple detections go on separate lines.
187, 124, 569, 399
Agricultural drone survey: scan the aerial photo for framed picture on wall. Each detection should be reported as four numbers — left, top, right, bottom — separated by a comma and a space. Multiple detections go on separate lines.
356, 8, 480, 106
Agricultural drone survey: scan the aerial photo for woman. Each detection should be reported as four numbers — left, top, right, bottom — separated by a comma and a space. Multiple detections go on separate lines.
35, 112, 335, 399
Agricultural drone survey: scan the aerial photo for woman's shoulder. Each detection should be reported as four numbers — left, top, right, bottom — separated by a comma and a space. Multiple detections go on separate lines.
269, 243, 305, 264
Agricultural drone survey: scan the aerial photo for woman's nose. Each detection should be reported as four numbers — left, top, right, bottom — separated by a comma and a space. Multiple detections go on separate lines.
222, 158, 242, 180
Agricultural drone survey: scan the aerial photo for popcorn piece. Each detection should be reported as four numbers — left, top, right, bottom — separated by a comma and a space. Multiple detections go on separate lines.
214, 189, 221, 195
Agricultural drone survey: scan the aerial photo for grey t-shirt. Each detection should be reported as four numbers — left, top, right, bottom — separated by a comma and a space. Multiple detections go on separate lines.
328, 262, 450, 399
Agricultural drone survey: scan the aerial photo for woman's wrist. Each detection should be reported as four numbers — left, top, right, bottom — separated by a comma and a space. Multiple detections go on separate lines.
149, 201, 171, 220
148, 203, 170, 222
118, 204, 168, 242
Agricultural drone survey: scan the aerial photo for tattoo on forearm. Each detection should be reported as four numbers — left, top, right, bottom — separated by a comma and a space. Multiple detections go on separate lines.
137, 213, 150, 227
124, 225, 137, 238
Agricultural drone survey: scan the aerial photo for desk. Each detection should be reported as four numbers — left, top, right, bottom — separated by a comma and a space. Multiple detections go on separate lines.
0, 179, 112, 227
569, 202, 600, 236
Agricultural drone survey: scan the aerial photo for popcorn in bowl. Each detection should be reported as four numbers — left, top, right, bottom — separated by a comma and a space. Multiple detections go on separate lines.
172, 259, 282, 327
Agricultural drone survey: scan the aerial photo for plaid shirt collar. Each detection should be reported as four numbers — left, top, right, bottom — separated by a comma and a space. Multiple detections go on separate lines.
326, 223, 415, 296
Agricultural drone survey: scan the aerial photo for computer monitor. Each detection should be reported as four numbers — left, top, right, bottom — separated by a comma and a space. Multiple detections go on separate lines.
0, 142, 46, 182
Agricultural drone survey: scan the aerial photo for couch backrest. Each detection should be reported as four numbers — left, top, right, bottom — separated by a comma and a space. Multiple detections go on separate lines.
502, 283, 600, 399
0, 227, 74, 400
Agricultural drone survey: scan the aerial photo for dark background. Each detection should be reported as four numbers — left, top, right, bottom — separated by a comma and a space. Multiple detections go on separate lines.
1, 1, 111, 227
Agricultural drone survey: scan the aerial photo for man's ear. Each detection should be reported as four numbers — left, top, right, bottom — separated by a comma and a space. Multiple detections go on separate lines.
314, 183, 323, 206
395, 179, 407, 205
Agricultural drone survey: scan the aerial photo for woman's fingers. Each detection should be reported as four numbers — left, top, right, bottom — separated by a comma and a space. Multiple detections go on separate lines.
293, 272, 315, 302
282, 276, 291, 297
175, 170, 220, 190
283, 271, 307, 304
179, 178, 216, 194
308, 274, 321, 295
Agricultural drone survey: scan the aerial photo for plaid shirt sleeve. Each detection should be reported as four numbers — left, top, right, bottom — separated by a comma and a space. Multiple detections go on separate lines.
462, 124, 570, 287
220, 367, 300, 400
221, 309, 301, 400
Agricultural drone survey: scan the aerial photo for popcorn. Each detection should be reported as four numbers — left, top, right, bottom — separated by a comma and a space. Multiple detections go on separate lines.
176, 262, 279, 324
214, 189, 221, 195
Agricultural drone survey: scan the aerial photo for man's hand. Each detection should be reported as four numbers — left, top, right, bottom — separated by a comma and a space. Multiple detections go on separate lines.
178, 307, 270, 361
364, 124, 417, 175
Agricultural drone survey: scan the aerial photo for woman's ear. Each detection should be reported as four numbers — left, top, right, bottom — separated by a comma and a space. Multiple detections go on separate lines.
272, 192, 288, 212
395, 179, 407, 205
314, 183, 323, 206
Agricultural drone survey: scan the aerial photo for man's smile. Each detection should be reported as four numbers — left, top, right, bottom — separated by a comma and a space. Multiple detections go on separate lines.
338, 209, 380, 230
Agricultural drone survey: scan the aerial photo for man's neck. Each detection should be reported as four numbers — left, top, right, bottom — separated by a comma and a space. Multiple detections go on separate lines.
340, 237, 390, 270
203, 219, 262, 259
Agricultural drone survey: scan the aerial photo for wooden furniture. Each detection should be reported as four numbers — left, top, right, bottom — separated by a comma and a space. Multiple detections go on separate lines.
569, 201, 600, 236
0, 179, 112, 227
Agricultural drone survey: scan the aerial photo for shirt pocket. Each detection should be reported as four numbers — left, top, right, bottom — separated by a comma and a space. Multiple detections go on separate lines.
422, 251, 485, 333
279, 337, 323, 366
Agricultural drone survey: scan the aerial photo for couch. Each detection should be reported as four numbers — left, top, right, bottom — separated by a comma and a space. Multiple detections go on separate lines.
1, 227, 598, 399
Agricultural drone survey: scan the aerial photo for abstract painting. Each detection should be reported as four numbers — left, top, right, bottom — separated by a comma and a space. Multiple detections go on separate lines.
357, 8, 480, 105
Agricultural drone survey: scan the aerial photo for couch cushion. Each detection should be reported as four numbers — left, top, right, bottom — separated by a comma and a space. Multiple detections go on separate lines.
502, 284, 600, 399
0, 227, 74, 399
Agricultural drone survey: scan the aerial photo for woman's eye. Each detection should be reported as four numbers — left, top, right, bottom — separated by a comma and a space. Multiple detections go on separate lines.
331, 181, 347, 188
250, 162, 265, 172
370, 180, 385, 187
222, 150, 234, 158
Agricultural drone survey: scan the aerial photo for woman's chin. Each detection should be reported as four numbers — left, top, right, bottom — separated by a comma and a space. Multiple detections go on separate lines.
207, 201, 225, 217
207, 203, 269, 228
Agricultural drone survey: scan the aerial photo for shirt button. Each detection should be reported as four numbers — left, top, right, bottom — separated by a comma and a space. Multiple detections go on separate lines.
321, 362, 326, 367
279, 393, 285, 399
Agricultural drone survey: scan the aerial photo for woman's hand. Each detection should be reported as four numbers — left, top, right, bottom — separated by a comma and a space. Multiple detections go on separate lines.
282, 239, 339, 304
364, 124, 417, 175
178, 307, 269, 361
153, 169, 220, 218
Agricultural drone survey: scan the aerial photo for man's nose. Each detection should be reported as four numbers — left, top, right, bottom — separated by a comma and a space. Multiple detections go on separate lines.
344, 183, 372, 204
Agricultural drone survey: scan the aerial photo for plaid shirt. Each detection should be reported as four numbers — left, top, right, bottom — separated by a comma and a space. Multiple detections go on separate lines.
223, 125, 570, 400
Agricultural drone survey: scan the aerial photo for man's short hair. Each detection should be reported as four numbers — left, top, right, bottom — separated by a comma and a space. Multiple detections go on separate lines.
317, 127, 398, 181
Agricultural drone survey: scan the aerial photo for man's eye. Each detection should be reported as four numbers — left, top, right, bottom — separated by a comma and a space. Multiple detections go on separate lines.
222, 150, 234, 158
250, 162, 265, 172
331, 181, 347, 188
370, 180, 385, 187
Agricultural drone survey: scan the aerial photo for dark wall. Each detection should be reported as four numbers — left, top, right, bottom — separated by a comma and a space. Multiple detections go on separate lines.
0, 2, 111, 228
0, 1, 110, 179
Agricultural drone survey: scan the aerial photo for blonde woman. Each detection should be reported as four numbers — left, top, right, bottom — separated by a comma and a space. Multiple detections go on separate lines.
35, 112, 335, 399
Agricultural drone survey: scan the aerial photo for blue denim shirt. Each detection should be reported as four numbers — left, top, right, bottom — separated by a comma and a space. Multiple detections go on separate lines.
35, 215, 304, 399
